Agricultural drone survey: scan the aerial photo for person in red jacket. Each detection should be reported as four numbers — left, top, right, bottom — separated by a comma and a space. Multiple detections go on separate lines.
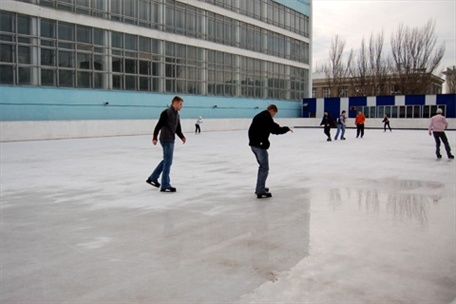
355, 111, 366, 138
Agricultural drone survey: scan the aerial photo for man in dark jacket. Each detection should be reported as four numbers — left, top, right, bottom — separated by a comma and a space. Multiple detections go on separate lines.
146, 96, 186, 192
248, 104, 292, 198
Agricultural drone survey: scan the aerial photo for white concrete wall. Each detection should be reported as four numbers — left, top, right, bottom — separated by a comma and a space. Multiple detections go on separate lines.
1, 118, 455, 142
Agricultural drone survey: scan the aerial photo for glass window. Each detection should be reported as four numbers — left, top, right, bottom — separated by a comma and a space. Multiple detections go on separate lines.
0, 12, 14, 33
413, 105, 421, 118
384, 106, 391, 117
93, 28, 104, 45
94, 72, 103, 88
77, 26, 91, 44
125, 34, 136, 50
41, 48, 55, 66
112, 57, 122, 72
112, 32, 123, 48
125, 59, 136, 74
0, 44, 14, 63
392, 106, 398, 118
0, 65, 14, 84
18, 15, 31, 35
94, 54, 103, 71
59, 51, 74, 68
59, 69, 74, 87
406, 106, 413, 118
125, 0, 137, 19
112, 75, 122, 89
77, 53, 91, 69
77, 71, 91, 88
399, 106, 405, 118
139, 76, 149, 91
41, 19, 55, 38
58, 22, 74, 41
18, 46, 31, 64
378, 106, 385, 118
41, 69, 55, 86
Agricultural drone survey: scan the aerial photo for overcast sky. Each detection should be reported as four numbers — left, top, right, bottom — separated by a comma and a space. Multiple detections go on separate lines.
312, 0, 456, 75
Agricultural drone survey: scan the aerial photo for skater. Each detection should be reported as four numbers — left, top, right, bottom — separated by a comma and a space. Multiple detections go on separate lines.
195, 116, 203, 134
335, 110, 346, 140
320, 111, 334, 141
146, 96, 186, 192
355, 111, 366, 138
428, 108, 454, 159
248, 104, 293, 199
382, 115, 392, 132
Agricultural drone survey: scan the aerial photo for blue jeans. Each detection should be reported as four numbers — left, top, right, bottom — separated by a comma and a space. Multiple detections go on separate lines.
251, 146, 269, 194
149, 141, 174, 188
335, 124, 345, 139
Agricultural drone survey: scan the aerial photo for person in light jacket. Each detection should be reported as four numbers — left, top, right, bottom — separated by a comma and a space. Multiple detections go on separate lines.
428, 108, 454, 159
195, 116, 203, 134
335, 110, 346, 140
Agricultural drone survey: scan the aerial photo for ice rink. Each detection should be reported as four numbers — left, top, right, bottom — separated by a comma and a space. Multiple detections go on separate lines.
1, 127, 455, 303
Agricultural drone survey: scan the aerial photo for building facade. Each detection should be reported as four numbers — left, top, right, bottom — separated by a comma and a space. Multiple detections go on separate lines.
311, 72, 444, 99
0, 0, 311, 121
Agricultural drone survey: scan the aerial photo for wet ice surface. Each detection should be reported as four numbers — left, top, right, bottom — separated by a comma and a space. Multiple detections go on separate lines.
1, 128, 455, 303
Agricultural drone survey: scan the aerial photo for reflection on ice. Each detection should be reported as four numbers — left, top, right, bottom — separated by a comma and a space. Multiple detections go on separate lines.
386, 193, 430, 228
329, 179, 444, 230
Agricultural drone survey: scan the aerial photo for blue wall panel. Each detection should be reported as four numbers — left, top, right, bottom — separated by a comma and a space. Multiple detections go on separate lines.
348, 97, 367, 118
323, 97, 340, 119
302, 98, 316, 117
405, 95, 425, 105
376, 96, 395, 106
302, 94, 456, 118
0, 86, 302, 121
437, 94, 456, 118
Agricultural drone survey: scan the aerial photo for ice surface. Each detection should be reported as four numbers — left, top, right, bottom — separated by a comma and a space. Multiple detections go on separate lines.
1, 128, 455, 303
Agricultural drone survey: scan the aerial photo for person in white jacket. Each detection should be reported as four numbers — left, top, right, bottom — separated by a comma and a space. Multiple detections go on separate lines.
428, 108, 454, 159
195, 116, 203, 134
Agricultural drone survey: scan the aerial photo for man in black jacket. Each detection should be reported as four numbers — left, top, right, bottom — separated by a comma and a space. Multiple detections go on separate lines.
248, 104, 292, 198
146, 96, 186, 192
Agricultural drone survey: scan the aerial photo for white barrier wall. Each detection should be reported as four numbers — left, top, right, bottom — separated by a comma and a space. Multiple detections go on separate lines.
1, 118, 455, 142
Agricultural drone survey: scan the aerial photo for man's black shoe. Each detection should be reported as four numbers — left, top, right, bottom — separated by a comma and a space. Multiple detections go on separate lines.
437, 154, 442, 159
449, 154, 454, 159
161, 187, 177, 192
257, 192, 272, 199
146, 179, 160, 188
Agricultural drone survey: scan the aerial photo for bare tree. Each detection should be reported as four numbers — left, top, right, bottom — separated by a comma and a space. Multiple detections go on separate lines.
368, 31, 390, 95
323, 35, 353, 97
390, 19, 445, 95
349, 37, 369, 96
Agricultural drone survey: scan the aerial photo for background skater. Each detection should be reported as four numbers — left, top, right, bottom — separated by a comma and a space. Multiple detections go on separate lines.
335, 110, 346, 140
195, 116, 203, 134
320, 111, 334, 141
355, 111, 366, 138
146, 96, 186, 192
428, 108, 454, 159
248, 104, 293, 199
382, 115, 392, 132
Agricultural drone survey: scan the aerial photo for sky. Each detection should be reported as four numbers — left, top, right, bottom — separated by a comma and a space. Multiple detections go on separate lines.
312, 0, 456, 76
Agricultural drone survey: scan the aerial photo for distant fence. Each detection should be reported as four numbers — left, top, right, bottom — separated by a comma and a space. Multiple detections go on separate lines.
302, 94, 456, 120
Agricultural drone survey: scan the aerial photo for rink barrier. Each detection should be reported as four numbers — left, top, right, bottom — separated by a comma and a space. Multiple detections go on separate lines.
1, 118, 455, 142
